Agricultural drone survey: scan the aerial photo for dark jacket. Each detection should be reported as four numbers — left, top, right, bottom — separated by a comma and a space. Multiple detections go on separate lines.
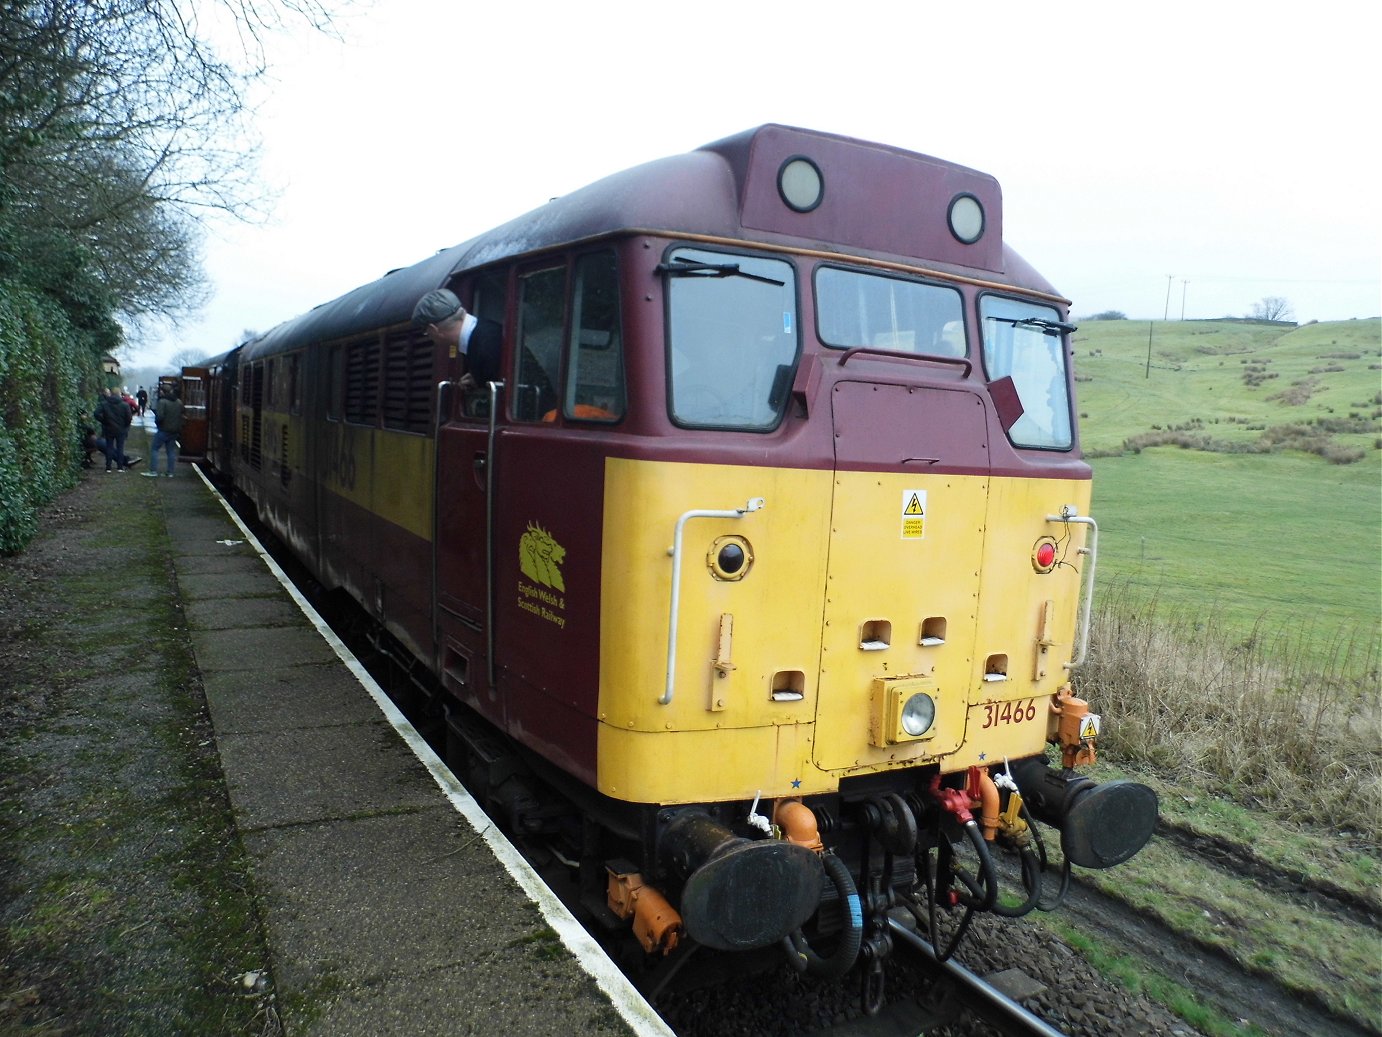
154, 396, 184, 434
97, 396, 130, 436
466, 317, 503, 386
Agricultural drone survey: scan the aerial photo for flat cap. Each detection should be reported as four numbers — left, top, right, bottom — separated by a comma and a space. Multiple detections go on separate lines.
412, 288, 463, 328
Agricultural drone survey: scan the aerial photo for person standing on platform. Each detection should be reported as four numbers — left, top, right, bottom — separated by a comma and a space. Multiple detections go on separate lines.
96, 388, 135, 472
143, 387, 183, 478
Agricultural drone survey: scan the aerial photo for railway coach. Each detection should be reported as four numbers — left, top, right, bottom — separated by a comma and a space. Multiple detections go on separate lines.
206, 124, 1157, 1010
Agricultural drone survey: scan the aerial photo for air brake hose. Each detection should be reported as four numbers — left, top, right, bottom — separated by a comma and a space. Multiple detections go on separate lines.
1021, 801, 1073, 912
955, 819, 999, 912
1038, 858, 1073, 912
991, 845, 1044, 918
780, 852, 862, 980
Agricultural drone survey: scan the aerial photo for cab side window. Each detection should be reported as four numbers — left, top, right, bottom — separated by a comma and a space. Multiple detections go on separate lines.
514, 267, 565, 422
564, 252, 624, 421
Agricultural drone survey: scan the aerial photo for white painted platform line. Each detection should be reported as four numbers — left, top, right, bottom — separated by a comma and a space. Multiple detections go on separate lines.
196, 467, 674, 1037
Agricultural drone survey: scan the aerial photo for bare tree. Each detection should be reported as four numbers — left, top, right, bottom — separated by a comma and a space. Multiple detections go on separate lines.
168, 347, 211, 368
0, 1, 339, 333
1249, 296, 1294, 321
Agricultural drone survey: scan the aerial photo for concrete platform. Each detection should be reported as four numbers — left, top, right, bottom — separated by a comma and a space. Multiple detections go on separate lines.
156, 467, 670, 1037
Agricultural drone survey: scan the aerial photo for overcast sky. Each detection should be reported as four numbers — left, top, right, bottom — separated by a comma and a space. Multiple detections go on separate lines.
126, 0, 1380, 369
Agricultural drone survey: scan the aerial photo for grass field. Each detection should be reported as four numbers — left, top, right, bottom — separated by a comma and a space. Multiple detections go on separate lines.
1072, 317, 1381, 667
1006, 316, 1382, 1037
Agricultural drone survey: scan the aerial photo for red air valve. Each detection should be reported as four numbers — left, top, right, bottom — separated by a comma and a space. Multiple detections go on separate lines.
929, 778, 974, 824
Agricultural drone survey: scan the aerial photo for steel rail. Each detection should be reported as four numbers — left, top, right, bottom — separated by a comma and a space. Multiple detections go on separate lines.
887, 917, 1068, 1037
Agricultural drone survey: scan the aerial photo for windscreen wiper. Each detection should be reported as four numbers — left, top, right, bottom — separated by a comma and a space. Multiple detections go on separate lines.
655, 257, 785, 286
985, 315, 1078, 336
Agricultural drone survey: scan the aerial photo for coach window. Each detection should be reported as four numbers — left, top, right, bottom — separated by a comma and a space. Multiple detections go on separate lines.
563, 252, 624, 421
979, 295, 1073, 449
665, 247, 797, 430
514, 266, 565, 422
815, 267, 965, 357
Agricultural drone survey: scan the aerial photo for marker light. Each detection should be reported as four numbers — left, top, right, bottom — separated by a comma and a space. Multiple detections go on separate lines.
708, 535, 754, 581
778, 156, 824, 213
947, 193, 985, 244
718, 542, 745, 574
900, 693, 936, 737
1032, 537, 1058, 573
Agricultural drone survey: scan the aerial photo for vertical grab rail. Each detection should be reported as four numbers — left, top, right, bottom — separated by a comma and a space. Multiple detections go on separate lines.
485, 380, 504, 690
1046, 505, 1098, 670
661, 498, 765, 705
430, 378, 454, 656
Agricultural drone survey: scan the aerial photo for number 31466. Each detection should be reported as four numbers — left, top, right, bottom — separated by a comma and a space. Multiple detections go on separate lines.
982, 699, 1038, 729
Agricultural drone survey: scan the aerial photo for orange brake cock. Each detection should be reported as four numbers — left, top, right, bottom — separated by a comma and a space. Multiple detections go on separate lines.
606, 865, 683, 955
1051, 685, 1098, 768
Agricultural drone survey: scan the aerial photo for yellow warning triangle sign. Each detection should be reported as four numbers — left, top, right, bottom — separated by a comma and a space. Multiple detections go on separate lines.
1081, 718, 1098, 739
904, 494, 925, 516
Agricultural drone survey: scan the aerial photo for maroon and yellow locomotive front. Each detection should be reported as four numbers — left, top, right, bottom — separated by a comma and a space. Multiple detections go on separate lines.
207, 125, 1156, 1004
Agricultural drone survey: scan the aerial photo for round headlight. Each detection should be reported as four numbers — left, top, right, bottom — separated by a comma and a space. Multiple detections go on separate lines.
947, 193, 985, 244
901, 693, 936, 736
778, 156, 824, 213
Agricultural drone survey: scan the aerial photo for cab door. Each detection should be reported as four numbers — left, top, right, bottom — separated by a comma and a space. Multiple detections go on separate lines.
434, 271, 509, 716
488, 254, 624, 788
435, 371, 503, 723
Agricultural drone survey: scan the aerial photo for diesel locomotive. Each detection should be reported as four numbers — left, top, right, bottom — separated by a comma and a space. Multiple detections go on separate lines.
193, 125, 1157, 1009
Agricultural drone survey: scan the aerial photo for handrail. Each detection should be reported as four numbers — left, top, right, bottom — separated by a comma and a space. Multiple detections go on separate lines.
1046, 506, 1098, 670
485, 380, 504, 689
430, 378, 454, 655
661, 498, 765, 705
836, 347, 972, 377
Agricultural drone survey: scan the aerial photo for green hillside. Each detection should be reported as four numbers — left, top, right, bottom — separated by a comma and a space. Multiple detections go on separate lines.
1071, 317, 1381, 663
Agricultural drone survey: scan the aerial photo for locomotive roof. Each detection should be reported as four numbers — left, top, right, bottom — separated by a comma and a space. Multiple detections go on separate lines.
242, 124, 1059, 359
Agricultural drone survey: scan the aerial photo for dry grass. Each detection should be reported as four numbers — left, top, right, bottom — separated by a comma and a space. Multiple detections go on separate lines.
1074, 583, 1382, 846
1106, 422, 1370, 464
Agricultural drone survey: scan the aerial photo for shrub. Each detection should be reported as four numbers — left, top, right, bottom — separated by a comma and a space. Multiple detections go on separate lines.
1078, 585, 1381, 843
0, 283, 101, 553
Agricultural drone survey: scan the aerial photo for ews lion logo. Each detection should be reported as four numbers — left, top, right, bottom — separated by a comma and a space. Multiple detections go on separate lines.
519, 522, 566, 591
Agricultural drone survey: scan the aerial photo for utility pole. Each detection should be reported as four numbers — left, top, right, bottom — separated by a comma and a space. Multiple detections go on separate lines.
1180, 279, 1189, 321
1146, 321, 1153, 378
1163, 274, 1174, 321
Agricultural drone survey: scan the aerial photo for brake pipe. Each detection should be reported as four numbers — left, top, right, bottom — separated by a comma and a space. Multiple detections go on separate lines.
781, 852, 862, 980
930, 776, 997, 912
